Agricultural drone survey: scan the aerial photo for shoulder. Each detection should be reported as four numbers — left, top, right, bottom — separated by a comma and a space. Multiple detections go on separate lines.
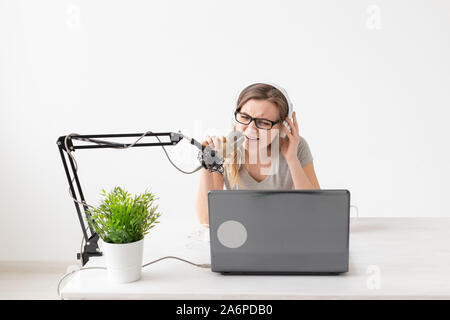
296, 136, 311, 154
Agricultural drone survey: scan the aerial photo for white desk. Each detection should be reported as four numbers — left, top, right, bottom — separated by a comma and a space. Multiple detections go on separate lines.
61, 218, 450, 299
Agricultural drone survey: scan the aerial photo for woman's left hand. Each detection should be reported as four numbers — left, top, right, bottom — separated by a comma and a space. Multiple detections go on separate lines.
280, 111, 301, 163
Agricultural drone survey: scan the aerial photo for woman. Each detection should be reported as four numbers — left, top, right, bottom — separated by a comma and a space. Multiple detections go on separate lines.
196, 83, 320, 226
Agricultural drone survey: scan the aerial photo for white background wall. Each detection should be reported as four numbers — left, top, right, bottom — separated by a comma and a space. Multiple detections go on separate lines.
1, 0, 449, 262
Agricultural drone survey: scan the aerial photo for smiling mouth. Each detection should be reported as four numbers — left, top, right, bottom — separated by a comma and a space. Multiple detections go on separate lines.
245, 135, 259, 141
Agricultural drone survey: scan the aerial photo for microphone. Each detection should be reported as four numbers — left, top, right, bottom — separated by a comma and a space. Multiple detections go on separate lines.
182, 131, 245, 174
201, 130, 245, 174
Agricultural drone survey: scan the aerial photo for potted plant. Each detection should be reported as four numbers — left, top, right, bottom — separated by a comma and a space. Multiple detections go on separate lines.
87, 186, 161, 284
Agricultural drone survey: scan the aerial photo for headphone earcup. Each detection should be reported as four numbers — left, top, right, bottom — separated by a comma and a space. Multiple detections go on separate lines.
281, 107, 293, 138
280, 120, 289, 138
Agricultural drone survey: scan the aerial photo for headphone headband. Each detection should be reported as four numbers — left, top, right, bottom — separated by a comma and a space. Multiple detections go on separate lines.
236, 82, 293, 118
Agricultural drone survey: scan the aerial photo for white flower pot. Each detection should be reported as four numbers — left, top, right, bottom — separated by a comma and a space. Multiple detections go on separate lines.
102, 238, 144, 284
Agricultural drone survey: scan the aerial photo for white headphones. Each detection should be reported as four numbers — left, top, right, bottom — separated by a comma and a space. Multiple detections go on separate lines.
232, 82, 294, 138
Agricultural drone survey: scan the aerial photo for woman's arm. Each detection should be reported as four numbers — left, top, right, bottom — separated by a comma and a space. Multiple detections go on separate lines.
281, 112, 320, 190
195, 169, 224, 226
195, 136, 225, 226
287, 159, 320, 190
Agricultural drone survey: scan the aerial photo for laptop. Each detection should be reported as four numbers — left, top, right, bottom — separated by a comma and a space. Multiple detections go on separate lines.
207, 189, 350, 275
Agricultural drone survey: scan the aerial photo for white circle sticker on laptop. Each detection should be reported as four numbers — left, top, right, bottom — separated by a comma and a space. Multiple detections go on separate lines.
217, 220, 247, 248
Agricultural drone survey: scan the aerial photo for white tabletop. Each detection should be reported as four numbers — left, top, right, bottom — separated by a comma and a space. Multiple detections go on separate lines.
61, 218, 450, 299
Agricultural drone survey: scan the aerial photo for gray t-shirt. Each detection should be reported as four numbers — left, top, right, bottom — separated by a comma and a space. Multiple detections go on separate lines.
223, 136, 314, 190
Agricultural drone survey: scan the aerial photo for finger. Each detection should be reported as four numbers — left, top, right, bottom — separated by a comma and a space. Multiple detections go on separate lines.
203, 136, 213, 147
285, 117, 293, 128
281, 123, 293, 138
284, 118, 295, 135
292, 112, 299, 136
285, 117, 298, 137
212, 137, 221, 149
219, 136, 227, 153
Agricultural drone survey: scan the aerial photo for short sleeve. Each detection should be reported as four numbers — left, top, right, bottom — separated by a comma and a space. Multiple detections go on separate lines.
297, 136, 314, 167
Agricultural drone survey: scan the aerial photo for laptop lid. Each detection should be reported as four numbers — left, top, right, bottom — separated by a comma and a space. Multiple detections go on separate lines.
207, 189, 350, 274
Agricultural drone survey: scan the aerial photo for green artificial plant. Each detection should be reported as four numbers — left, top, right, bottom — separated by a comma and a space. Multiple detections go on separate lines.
86, 186, 162, 244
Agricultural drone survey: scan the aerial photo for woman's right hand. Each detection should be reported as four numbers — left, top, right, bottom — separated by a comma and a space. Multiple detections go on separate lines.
202, 135, 226, 152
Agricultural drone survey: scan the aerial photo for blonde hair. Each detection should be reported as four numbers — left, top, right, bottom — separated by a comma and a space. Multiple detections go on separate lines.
224, 83, 290, 188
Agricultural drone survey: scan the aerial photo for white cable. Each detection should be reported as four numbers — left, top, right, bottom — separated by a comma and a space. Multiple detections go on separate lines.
350, 204, 359, 224
151, 133, 203, 175
57, 266, 106, 298
350, 205, 359, 218
57, 256, 211, 299
79, 229, 85, 268
141, 256, 211, 269
64, 133, 96, 210
185, 223, 210, 249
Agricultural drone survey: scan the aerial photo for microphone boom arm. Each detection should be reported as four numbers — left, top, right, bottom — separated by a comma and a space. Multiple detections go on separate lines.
56, 131, 188, 266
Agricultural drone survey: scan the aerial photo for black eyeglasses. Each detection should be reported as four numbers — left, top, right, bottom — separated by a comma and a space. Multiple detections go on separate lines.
234, 111, 280, 130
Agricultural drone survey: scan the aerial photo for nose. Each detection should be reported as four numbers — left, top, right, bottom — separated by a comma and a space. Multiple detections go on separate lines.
248, 120, 258, 130
245, 122, 259, 137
